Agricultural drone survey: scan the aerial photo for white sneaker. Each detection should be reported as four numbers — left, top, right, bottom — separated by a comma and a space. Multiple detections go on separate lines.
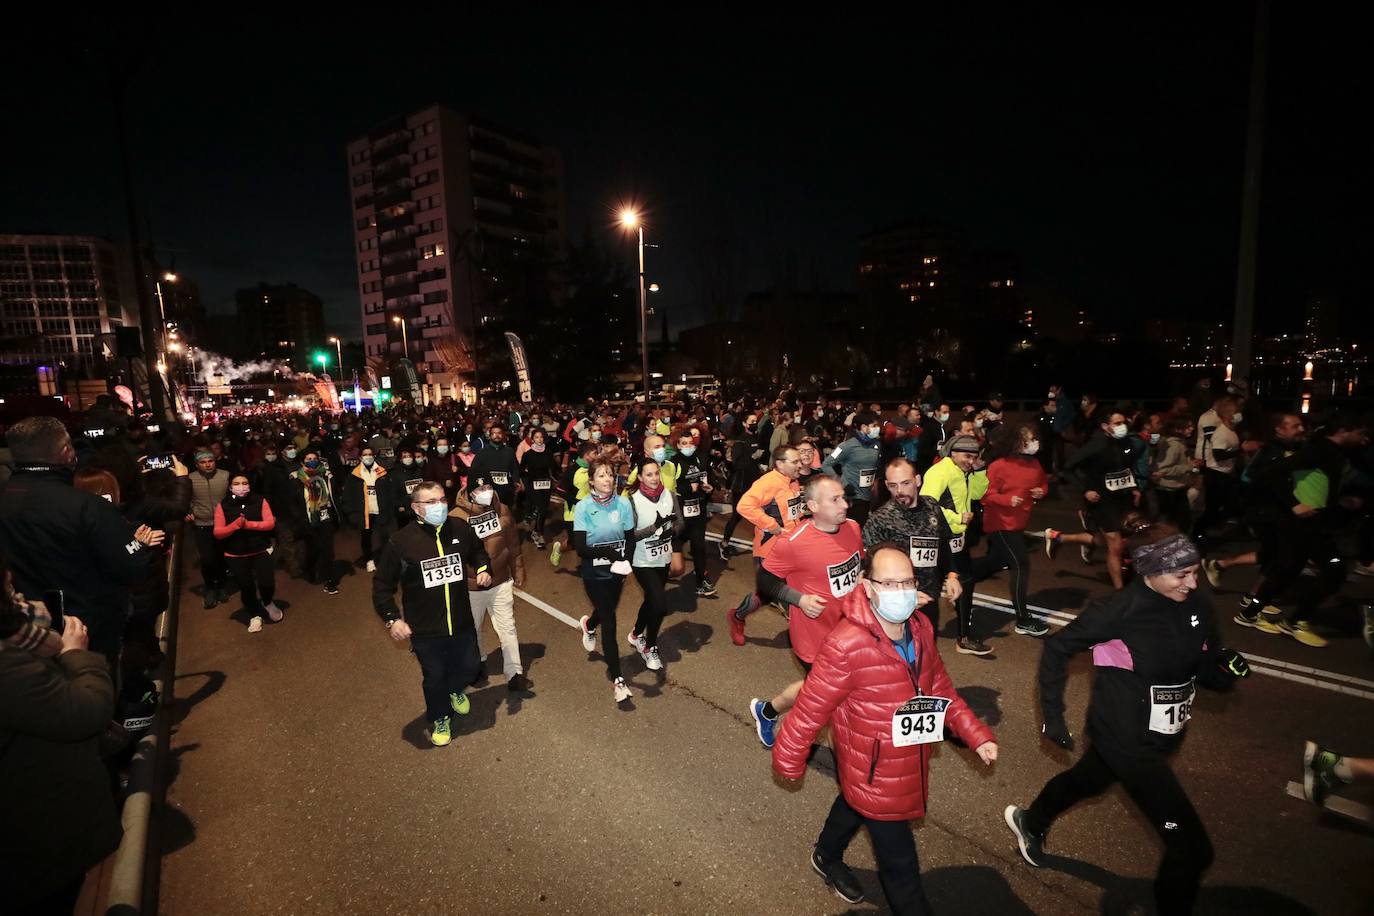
247, 616, 263, 633
627, 630, 647, 656
645, 647, 663, 671
264, 602, 283, 623
1352, 562, 1374, 578
579, 615, 597, 652
366, 560, 377, 573
613, 677, 632, 703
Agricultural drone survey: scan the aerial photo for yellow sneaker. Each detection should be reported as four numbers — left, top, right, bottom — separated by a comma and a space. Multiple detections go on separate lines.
1278, 620, 1328, 648
430, 716, 452, 747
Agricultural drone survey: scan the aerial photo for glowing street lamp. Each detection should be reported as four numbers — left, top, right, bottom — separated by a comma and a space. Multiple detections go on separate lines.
328, 336, 343, 373
619, 206, 649, 403
315, 351, 329, 374
392, 316, 409, 357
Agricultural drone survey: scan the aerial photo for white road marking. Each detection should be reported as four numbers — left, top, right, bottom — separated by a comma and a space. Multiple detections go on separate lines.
513, 588, 581, 630
1284, 781, 1372, 822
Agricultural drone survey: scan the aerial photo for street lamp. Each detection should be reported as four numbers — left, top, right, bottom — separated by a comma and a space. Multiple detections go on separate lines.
619, 207, 649, 404
329, 336, 343, 373
392, 316, 409, 359
315, 352, 328, 375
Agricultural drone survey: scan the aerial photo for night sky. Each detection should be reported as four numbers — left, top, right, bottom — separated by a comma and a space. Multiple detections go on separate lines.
4, 8, 1368, 342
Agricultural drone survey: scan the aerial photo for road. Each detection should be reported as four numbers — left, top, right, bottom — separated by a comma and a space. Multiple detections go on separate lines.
158, 494, 1373, 915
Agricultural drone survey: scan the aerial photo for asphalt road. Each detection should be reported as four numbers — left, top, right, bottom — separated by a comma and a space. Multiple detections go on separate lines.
159, 495, 1374, 915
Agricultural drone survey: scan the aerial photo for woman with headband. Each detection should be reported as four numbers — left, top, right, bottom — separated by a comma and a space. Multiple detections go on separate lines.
1004, 522, 1251, 916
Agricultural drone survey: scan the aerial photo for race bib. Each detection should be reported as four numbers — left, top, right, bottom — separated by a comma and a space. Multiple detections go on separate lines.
405, 478, 422, 495
859, 467, 876, 489
683, 501, 701, 518
380, 448, 395, 459
533, 478, 552, 490
1105, 469, 1136, 493
949, 533, 965, 554
1148, 680, 1195, 735
470, 510, 502, 538
645, 537, 672, 561
420, 554, 463, 588
827, 552, 862, 598
591, 539, 626, 567
366, 484, 377, 497
787, 494, 803, 522
490, 471, 509, 486
909, 536, 939, 569
892, 696, 950, 747
318, 507, 331, 522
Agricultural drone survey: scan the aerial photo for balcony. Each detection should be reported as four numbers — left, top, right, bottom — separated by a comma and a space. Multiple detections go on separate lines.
380, 228, 419, 256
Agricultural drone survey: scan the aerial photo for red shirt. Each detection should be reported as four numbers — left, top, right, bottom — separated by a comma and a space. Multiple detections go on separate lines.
981, 455, 1049, 532
763, 519, 865, 663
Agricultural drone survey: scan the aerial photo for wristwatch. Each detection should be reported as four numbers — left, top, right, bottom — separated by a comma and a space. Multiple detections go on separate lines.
385, 619, 398, 629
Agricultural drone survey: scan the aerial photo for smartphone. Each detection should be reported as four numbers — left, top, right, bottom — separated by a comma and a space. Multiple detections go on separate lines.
146, 424, 161, 433
42, 589, 66, 633
142, 454, 174, 471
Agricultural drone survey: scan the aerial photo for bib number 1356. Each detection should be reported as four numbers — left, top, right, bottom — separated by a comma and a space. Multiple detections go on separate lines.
892, 696, 950, 747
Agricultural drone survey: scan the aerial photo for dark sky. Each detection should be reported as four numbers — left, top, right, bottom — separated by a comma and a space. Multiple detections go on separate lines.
4, 8, 1368, 341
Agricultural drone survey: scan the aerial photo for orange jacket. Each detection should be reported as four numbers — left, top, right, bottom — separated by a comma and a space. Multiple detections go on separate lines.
737, 469, 802, 560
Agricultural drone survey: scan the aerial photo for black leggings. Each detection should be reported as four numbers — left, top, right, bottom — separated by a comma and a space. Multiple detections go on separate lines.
1193, 468, 1238, 539
1254, 520, 1345, 623
972, 530, 1031, 624
226, 552, 275, 616
680, 516, 709, 581
1153, 488, 1192, 533
195, 524, 226, 590
1026, 744, 1213, 915
950, 549, 974, 640
583, 575, 626, 679
632, 565, 669, 648
525, 483, 551, 534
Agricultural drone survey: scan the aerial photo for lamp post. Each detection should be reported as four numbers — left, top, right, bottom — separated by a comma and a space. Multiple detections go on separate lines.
392, 316, 409, 360
329, 336, 343, 373
620, 208, 649, 404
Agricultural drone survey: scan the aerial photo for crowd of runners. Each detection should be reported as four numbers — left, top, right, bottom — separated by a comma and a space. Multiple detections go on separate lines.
3, 380, 1372, 914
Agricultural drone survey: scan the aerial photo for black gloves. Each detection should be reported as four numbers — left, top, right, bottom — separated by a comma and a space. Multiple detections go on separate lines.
1219, 647, 1250, 679
1042, 720, 1074, 751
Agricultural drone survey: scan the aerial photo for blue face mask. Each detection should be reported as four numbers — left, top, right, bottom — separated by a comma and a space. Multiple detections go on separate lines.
651, 447, 666, 463
679, 445, 696, 457
423, 504, 449, 526
873, 589, 918, 624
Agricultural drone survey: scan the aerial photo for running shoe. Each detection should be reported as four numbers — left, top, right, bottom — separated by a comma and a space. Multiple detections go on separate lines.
1234, 598, 1281, 634
366, 560, 376, 573
508, 673, 534, 693
727, 605, 747, 647
1278, 620, 1328, 648
1014, 619, 1050, 638
449, 692, 470, 715
645, 647, 663, 671
1004, 805, 1044, 867
1203, 558, 1223, 589
323, 582, 340, 595
613, 677, 632, 703
579, 615, 597, 652
430, 716, 452, 747
627, 630, 648, 657
696, 579, 719, 598
531, 532, 546, 549
810, 848, 865, 905
1042, 528, 1061, 560
247, 616, 263, 633
1076, 510, 1094, 563
749, 698, 777, 748
956, 637, 993, 657
1303, 740, 1347, 806
203, 590, 218, 610
718, 540, 730, 561
264, 602, 283, 623
550, 541, 562, 566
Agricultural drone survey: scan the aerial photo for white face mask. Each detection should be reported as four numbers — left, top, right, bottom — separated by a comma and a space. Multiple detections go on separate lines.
1111, 424, 1129, 439
1023, 440, 1041, 456
473, 489, 494, 506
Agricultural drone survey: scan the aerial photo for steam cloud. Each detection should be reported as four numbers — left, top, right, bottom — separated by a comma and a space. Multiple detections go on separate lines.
192, 351, 298, 384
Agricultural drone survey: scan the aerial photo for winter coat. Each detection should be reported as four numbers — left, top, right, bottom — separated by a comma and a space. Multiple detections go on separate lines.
981, 455, 1049, 532
773, 588, 994, 820
450, 491, 525, 588
213, 492, 276, 556
337, 463, 398, 529
188, 468, 231, 525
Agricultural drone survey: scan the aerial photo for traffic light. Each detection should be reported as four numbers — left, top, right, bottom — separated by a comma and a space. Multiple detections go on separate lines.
314, 352, 328, 370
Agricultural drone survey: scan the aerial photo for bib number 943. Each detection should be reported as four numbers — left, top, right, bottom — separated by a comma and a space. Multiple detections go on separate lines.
892, 696, 950, 747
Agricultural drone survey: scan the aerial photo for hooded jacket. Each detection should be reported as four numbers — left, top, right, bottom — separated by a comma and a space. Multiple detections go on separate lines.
450, 489, 525, 588
773, 587, 994, 820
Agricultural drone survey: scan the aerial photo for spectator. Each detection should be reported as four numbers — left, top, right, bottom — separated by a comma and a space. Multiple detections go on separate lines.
188, 449, 232, 609
0, 559, 122, 916
215, 473, 280, 633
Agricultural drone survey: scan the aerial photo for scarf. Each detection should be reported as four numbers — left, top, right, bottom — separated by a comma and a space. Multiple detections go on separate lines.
294, 468, 331, 522
638, 481, 665, 501
1, 591, 62, 658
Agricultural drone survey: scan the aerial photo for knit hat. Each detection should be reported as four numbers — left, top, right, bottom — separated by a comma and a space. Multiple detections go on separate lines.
946, 434, 981, 455
466, 474, 492, 494
194, 450, 214, 462
1131, 534, 1201, 577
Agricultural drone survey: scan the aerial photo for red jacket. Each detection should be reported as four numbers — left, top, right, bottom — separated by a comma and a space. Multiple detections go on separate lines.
980, 455, 1049, 533
773, 588, 994, 821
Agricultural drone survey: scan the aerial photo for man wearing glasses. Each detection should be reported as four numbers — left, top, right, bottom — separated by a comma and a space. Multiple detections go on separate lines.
372, 482, 492, 748
774, 544, 997, 911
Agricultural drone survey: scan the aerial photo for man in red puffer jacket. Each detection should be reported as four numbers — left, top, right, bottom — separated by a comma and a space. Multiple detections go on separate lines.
773, 543, 997, 914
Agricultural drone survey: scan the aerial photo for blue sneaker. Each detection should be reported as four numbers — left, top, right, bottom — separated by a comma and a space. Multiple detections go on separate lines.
749, 698, 776, 748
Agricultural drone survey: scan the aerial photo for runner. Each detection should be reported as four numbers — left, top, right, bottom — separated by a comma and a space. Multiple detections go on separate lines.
825, 410, 881, 526
450, 475, 532, 692
1046, 410, 1142, 590
574, 457, 637, 704
774, 544, 997, 912
726, 445, 805, 646
1004, 522, 1251, 915
672, 429, 718, 597
720, 414, 765, 558
919, 435, 991, 655
747, 475, 863, 748
470, 424, 521, 508
550, 442, 597, 568
519, 427, 556, 549
626, 457, 684, 673
973, 423, 1051, 638
372, 482, 493, 748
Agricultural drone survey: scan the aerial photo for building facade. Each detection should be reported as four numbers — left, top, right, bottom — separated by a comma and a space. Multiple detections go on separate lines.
345, 105, 566, 385
0, 234, 137, 374
234, 282, 325, 366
